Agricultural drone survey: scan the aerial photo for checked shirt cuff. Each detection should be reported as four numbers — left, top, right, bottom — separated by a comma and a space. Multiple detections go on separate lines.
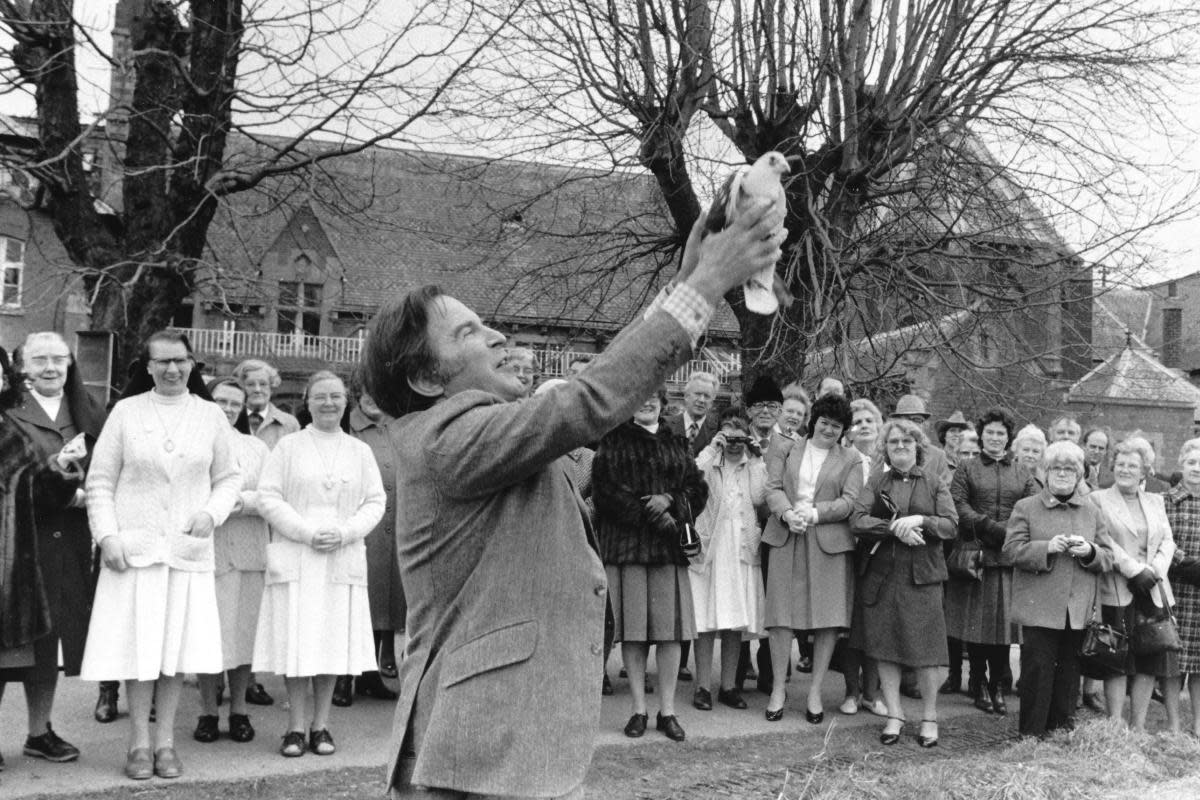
644, 283, 714, 348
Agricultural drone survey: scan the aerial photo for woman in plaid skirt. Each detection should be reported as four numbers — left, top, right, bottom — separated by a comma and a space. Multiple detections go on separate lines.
1166, 438, 1200, 736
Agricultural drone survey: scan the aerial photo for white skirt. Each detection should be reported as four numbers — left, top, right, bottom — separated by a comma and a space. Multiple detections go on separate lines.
251, 548, 376, 678
689, 519, 765, 637
214, 570, 265, 670
81, 564, 223, 681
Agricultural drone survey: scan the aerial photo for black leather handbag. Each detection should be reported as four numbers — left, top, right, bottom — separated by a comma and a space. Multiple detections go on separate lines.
1079, 576, 1128, 675
946, 539, 984, 581
675, 495, 701, 558
1130, 582, 1182, 656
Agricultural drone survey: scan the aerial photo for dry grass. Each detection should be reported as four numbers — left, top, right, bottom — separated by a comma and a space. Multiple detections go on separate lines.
778, 718, 1200, 800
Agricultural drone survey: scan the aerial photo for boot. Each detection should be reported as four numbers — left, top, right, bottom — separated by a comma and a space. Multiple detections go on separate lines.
94, 682, 119, 724
972, 678, 993, 713
332, 675, 354, 707
988, 682, 1007, 715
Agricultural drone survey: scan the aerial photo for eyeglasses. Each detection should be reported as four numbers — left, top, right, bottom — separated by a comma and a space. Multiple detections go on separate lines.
750, 402, 781, 412
150, 357, 192, 369
885, 438, 916, 447
1048, 466, 1078, 475
27, 355, 70, 367
310, 393, 347, 404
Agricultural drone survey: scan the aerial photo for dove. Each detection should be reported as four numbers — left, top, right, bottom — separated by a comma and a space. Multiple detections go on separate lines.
704, 151, 793, 314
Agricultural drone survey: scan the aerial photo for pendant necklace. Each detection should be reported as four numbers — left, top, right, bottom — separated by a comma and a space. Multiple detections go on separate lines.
151, 394, 189, 453
313, 432, 343, 490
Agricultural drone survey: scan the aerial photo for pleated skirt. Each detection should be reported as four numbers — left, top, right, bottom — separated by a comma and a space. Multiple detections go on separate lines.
80, 564, 222, 681
214, 570, 265, 670
251, 549, 376, 678
607, 564, 696, 643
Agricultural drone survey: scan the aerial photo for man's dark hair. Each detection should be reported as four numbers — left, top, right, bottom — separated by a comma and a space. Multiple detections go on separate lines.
363, 285, 445, 418
806, 392, 853, 439
719, 405, 751, 432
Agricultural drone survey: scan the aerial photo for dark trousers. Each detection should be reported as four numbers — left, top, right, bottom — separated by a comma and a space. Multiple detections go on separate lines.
968, 643, 1011, 690
1019, 624, 1085, 737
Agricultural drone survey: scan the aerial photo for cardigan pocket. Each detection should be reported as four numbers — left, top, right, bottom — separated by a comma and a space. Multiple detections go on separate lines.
441, 619, 539, 688
167, 531, 214, 572
330, 544, 368, 586
265, 542, 300, 585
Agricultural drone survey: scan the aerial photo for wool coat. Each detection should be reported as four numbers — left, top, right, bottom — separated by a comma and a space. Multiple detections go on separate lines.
1089, 487, 1176, 608
4, 388, 101, 674
385, 308, 697, 798
593, 420, 708, 567
1003, 489, 1114, 630
349, 405, 406, 631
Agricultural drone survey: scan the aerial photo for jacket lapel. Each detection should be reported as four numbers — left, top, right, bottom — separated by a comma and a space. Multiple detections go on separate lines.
9, 397, 59, 433
783, 438, 807, 503
1102, 488, 1138, 541
812, 444, 842, 499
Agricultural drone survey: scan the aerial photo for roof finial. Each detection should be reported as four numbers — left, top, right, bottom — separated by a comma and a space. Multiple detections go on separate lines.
1125, 329, 1133, 348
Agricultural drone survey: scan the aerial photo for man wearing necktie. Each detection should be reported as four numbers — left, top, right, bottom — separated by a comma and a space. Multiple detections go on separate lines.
665, 373, 720, 457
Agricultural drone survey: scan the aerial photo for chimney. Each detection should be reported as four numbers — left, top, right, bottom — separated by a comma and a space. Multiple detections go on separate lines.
1163, 306, 1183, 368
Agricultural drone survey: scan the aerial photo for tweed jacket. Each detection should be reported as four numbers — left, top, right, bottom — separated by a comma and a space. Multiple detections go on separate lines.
850, 465, 958, 592
950, 452, 1036, 568
593, 420, 708, 566
1003, 489, 1114, 630
762, 437, 864, 553
664, 409, 720, 455
1089, 487, 1175, 608
251, 402, 299, 450
385, 309, 697, 797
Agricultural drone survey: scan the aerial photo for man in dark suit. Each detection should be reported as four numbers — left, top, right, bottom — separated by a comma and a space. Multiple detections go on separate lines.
3, 332, 105, 762
365, 204, 782, 799
664, 372, 720, 455
1082, 427, 1113, 489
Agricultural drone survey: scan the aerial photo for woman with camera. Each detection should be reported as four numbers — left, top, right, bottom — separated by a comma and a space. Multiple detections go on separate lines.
761, 393, 862, 723
689, 407, 767, 712
593, 388, 708, 742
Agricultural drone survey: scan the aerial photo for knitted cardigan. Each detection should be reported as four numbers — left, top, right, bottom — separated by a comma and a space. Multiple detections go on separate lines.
593, 420, 708, 566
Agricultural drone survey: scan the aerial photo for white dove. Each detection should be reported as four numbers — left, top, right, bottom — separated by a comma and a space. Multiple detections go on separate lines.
704, 151, 792, 315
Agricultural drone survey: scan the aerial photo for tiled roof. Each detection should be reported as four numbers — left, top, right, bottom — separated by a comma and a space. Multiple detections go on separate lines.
1069, 346, 1200, 411
200, 143, 741, 337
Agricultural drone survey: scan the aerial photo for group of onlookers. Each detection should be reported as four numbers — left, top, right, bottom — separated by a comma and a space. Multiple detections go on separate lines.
567, 361, 1200, 747
0, 334, 402, 781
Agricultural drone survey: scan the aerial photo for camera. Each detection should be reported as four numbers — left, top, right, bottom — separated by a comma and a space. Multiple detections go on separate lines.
723, 434, 752, 446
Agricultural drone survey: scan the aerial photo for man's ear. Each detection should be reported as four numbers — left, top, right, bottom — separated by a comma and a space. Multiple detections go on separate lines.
407, 373, 444, 399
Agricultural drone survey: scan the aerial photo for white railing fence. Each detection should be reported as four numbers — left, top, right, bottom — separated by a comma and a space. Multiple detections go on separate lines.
173, 325, 742, 387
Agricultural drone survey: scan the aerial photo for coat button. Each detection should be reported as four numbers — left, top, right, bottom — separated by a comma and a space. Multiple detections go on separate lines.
594, 584, 606, 597
591, 643, 603, 655
53, 531, 63, 539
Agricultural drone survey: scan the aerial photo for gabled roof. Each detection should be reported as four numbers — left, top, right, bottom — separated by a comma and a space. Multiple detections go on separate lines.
200, 143, 741, 336
1068, 346, 1200, 414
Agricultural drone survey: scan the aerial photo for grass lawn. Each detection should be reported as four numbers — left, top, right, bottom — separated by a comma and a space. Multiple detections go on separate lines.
12, 718, 1200, 799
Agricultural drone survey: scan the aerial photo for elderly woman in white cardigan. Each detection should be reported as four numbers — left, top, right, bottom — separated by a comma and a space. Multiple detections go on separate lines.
252, 371, 385, 758
1088, 435, 1180, 732
80, 331, 241, 781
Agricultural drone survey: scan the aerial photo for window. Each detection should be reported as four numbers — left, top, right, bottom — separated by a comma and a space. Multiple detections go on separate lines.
277, 281, 322, 340
1, 236, 23, 308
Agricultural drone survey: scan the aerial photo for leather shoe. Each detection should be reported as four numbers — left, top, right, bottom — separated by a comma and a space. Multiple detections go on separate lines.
916, 719, 939, 748
717, 688, 748, 709
601, 674, 614, 696
124, 748, 153, 780
656, 712, 686, 742
677, 667, 693, 682
355, 673, 398, 700
973, 683, 993, 713
308, 728, 336, 756
229, 713, 255, 743
623, 713, 648, 738
796, 656, 813, 674
332, 675, 354, 707
900, 682, 922, 700
245, 682, 274, 706
989, 685, 1008, 716
1082, 691, 1105, 713
939, 676, 961, 695
880, 716, 905, 746
692, 687, 713, 711
380, 661, 399, 679
193, 714, 220, 743
153, 746, 183, 779
805, 708, 824, 725
24, 725, 80, 762
95, 683, 119, 724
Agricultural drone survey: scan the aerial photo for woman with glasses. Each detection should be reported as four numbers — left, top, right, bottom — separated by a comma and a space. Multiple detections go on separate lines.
1004, 441, 1113, 737
252, 371, 385, 758
850, 418, 958, 748
80, 331, 242, 780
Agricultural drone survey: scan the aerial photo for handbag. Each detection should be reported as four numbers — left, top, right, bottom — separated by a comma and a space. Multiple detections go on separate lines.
675, 494, 701, 558
1130, 582, 1182, 656
946, 539, 984, 581
1079, 575, 1128, 675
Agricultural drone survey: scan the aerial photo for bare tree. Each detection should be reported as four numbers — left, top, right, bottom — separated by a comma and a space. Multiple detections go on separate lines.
469, 0, 1200, 399
0, 0, 516, 371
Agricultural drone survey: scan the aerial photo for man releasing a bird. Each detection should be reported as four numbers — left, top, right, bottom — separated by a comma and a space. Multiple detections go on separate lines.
704, 151, 792, 315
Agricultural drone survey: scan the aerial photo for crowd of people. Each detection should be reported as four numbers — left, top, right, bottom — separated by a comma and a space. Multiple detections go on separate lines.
0, 335, 400, 780
1, 329, 1200, 781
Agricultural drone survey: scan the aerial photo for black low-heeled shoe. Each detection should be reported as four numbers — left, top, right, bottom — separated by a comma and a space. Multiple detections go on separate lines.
880, 716, 905, 746
192, 714, 220, 743
656, 712, 686, 742
916, 719, 938, 748
623, 713, 648, 738
717, 688, 747, 709
805, 707, 824, 725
